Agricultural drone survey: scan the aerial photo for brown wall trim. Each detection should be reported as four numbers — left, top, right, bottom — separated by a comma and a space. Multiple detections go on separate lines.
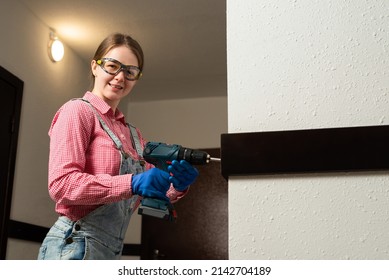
8, 220, 48, 243
8, 219, 140, 256
221, 125, 389, 178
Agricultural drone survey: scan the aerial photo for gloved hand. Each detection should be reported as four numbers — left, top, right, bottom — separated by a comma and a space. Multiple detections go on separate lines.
131, 168, 171, 201
168, 160, 199, 191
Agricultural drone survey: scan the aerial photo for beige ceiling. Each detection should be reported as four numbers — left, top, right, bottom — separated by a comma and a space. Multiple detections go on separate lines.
19, 0, 227, 102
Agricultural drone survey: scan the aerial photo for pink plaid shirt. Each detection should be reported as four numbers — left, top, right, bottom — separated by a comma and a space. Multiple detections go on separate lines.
48, 92, 185, 221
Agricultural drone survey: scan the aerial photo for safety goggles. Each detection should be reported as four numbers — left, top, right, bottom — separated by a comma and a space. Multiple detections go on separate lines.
96, 58, 142, 81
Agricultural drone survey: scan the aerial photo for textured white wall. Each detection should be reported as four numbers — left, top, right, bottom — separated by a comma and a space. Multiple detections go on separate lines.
227, 0, 389, 259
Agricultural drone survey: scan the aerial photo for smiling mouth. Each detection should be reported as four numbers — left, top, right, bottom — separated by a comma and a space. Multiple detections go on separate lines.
109, 83, 123, 90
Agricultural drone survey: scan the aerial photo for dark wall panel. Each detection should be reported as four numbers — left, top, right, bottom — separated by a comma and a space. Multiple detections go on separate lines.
221, 125, 389, 178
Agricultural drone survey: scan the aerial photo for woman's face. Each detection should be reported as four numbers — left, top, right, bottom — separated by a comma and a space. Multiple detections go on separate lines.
91, 45, 139, 110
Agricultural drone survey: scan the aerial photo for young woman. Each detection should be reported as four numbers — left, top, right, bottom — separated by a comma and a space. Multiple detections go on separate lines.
38, 33, 198, 260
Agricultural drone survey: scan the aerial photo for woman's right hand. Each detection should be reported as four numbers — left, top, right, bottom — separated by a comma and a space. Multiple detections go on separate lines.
131, 168, 170, 201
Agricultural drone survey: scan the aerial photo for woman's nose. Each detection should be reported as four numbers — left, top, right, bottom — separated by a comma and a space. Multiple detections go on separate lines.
115, 69, 126, 80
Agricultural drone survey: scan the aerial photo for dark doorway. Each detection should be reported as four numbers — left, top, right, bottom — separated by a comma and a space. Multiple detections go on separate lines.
141, 148, 228, 259
0, 66, 24, 259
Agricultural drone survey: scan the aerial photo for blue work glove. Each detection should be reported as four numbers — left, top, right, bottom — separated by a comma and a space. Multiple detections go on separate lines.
167, 160, 199, 191
131, 168, 171, 201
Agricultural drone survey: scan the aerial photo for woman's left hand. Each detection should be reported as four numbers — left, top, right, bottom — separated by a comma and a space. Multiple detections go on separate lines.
168, 160, 199, 191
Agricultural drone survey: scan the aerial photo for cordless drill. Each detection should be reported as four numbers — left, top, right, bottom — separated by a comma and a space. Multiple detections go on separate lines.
138, 141, 220, 221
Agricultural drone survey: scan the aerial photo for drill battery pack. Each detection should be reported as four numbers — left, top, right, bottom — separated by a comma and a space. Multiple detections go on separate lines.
138, 197, 177, 222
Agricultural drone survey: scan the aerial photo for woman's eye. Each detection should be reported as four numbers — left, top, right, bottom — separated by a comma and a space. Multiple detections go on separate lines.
106, 63, 119, 70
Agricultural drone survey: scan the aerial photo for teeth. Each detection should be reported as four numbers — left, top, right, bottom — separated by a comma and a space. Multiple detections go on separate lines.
110, 83, 122, 89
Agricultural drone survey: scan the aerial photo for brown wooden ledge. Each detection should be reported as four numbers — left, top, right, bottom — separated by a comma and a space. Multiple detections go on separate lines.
221, 125, 389, 178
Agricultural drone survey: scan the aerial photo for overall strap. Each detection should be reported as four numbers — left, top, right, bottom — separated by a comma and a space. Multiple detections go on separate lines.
128, 124, 143, 158
76, 98, 123, 151
75, 98, 144, 159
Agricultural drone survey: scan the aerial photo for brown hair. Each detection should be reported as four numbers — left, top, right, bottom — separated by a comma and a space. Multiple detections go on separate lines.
90, 33, 144, 81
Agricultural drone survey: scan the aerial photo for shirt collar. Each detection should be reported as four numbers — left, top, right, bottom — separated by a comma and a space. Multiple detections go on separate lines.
83, 91, 126, 125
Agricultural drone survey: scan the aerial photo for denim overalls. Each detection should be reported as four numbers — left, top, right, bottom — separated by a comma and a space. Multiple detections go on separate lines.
38, 100, 145, 260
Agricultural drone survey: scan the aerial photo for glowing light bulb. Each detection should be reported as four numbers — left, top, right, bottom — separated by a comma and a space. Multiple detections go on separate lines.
49, 38, 64, 62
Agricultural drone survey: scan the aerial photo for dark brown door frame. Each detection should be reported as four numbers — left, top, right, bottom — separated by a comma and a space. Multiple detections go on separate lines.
0, 66, 24, 259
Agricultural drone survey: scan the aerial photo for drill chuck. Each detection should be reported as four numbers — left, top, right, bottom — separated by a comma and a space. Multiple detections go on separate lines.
178, 147, 210, 164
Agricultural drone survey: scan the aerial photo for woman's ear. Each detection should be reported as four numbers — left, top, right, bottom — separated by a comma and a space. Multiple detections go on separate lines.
91, 60, 98, 77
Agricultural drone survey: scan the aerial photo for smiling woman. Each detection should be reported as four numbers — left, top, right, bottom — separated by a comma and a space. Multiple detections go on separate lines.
7, 0, 226, 260
37, 33, 199, 260
90, 44, 141, 111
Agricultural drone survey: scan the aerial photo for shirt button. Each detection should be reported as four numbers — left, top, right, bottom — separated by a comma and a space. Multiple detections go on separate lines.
74, 224, 81, 231
65, 237, 73, 244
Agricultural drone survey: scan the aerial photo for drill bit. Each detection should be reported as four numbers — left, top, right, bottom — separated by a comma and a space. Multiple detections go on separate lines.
205, 154, 221, 163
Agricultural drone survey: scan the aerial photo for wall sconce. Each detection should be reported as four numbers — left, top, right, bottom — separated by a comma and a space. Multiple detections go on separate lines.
48, 31, 64, 62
